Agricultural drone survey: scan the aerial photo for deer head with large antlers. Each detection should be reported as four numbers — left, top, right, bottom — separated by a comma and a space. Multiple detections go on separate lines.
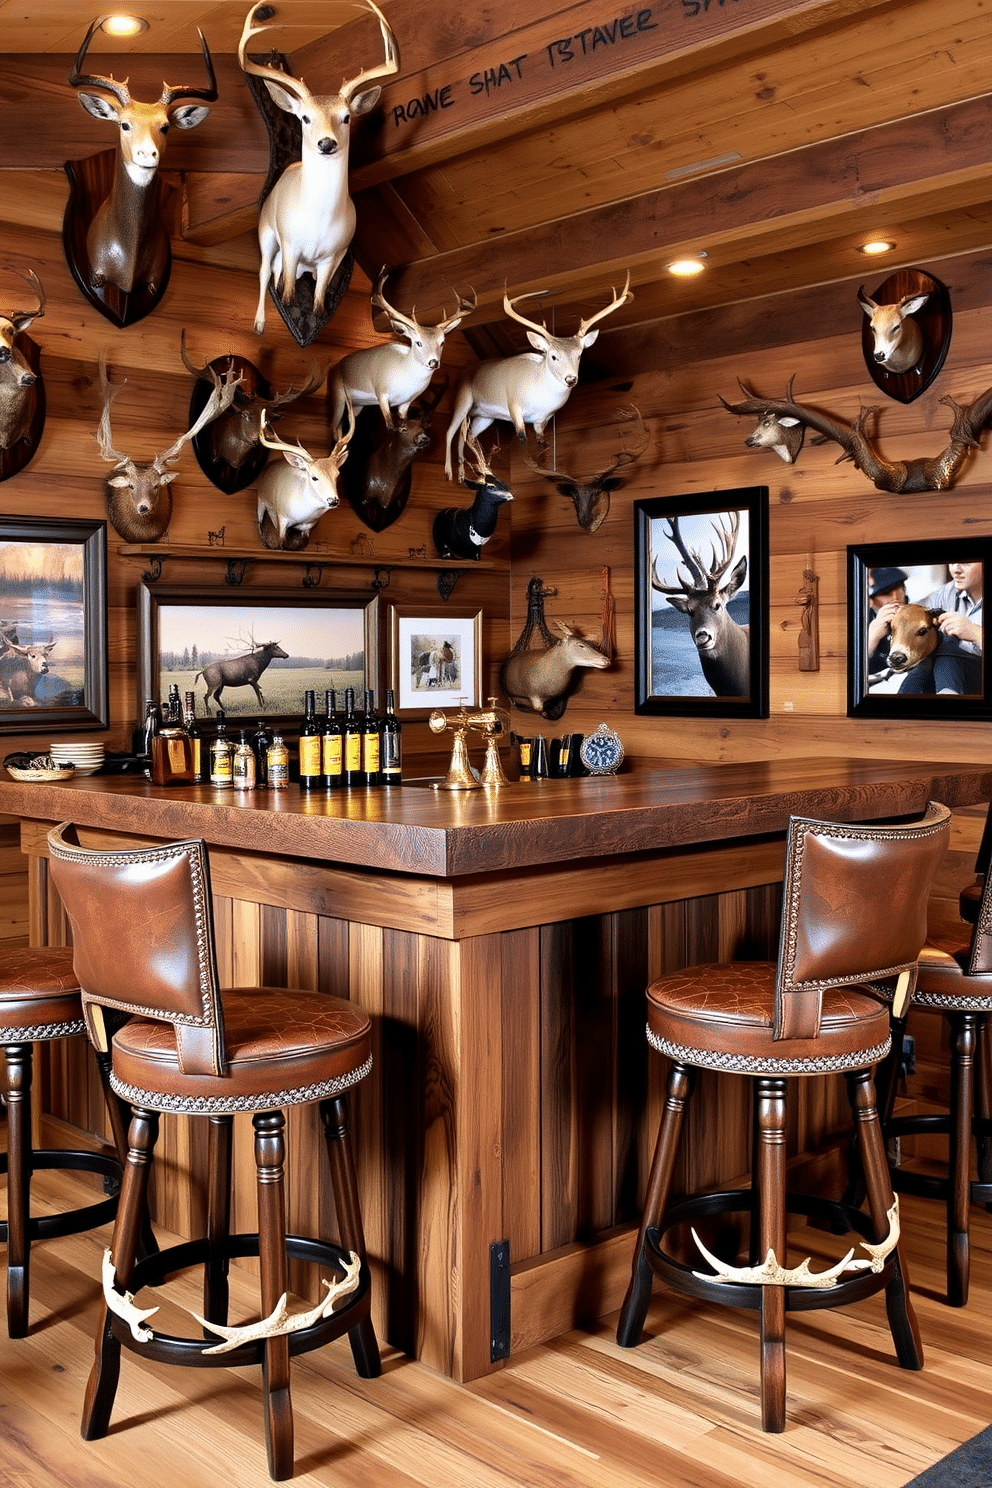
0, 269, 45, 459
239, 0, 400, 337
329, 268, 474, 433
523, 405, 649, 532
443, 274, 632, 481
651, 511, 750, 697
96, 351, 240, 543
67, 21, 216, 300
255, 401, 355, 550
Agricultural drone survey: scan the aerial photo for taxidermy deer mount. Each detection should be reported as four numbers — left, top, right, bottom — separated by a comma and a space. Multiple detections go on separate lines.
721, 377, 992, 493
433, 427, 513, 560
500, 576, 610, 720
339, 377, 446, 533
522, 405, 649, 532
857, 267, 952, 403
0, 268, 46, 482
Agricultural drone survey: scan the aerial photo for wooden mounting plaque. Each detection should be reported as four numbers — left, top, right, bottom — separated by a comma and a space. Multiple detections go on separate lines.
188, 355, 271, 495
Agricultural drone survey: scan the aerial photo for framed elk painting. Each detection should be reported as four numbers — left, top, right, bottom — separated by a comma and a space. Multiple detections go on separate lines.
137, 584, 379, 728
634, 488, 769, 718
0, 516, 108, 734
848, 539, 990, 719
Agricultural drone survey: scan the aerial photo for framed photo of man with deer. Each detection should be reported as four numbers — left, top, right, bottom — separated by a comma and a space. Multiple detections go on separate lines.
137, 584, 379, 727
848, 539, 989, 719
634, 488, 769, 717
0, 516, 108, 733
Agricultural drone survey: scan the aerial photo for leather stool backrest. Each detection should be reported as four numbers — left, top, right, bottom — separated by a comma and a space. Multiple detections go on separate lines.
775, 802, 951, 1041
963, 841, 992, 974
47, 822, 226, 1076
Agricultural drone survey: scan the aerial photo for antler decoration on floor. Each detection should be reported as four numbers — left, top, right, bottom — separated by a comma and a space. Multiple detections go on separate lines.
101, 1248, 362, 1350
691, 1198, 900, 1288
721, 376, 992, 492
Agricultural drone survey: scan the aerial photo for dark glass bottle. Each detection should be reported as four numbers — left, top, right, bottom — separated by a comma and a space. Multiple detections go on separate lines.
298, 688, 322, 792
361, 689, 380, 786
342, 687, 362, 787
251, 719, 272, 788
322, 688, 343, 790
185, 691, 208, 784
381, 688, 402, 784
132, 698, 159, 760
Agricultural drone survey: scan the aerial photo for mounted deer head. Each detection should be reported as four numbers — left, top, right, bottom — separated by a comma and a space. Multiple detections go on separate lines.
523, 405, 649, 531
339, 376, 447, 532
67, 21, 216, 300
444, 273, 632, 481
858, 286, 929, 374
239, 0, 400, 337
0, 268, 45, 458
255, 400, 355, 550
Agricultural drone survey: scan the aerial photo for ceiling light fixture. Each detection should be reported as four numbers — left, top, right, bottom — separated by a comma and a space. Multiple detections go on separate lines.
668, 254, 707, 277
858, 239, 895, 256
99, 15, 149, 38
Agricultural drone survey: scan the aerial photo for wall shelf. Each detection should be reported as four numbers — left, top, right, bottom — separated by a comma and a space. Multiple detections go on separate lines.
116, 544, 495, 599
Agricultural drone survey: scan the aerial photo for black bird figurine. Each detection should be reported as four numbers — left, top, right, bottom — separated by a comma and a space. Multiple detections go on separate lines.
432, 425, 513, 559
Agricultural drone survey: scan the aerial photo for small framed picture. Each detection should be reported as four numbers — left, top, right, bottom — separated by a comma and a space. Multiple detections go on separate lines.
387, 606, 483, 715
848, 540, 989, 718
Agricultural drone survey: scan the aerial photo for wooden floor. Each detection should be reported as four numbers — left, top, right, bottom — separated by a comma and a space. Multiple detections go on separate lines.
0, 1158, 989, 1488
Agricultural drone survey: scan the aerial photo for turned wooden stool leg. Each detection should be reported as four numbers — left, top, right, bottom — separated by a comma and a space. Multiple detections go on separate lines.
974, 1016, 992, 1203
617, 1062, 696, 1348
254, 1110, 293, 1483
319, 1095, 381, 1379
203, 1115, 233, 1328
4, 1044, 32, 1338
755, 1077, 788, 1434
91, 1046, 157, 1262
83, 1106, 159, 1441
947, 1015, 976, 1306
847, 1068, 923, 1369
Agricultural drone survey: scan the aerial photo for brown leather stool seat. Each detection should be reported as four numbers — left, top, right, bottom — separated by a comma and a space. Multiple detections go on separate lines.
617, 804, 951, 1433
881, 871, 992, 1307
48, 823, 381, 1483
0, 946, 122, 1337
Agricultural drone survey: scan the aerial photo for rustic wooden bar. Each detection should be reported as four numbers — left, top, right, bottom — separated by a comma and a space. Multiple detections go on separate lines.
1, 757, 988, 1383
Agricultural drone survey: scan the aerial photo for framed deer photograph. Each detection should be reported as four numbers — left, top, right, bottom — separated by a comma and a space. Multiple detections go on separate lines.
137, 584, 379, 729
634, 488, 769, 717
0, 516, 108, 734
387, 605, 483, 715
848, 539, 990, 719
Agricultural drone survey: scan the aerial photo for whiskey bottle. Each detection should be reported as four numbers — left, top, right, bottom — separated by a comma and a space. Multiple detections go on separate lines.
185, 691, 208, 784
342, 687, 362, 787
267, 733, 289, 790
381, 688, 402, 784
298, 688, 322, 792
322, 688, 343, 790
232, 730, 257, 791
209, 718, 233, 789
151, 689, 194, 785
251, 719, 272, 787
361, 689, 380, 787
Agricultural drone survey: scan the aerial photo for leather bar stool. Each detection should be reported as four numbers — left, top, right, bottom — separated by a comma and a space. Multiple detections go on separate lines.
616, 803, 951, 1432
881, 840, 992, 1306
957, 798, 992, 926
0, 945, 122, 1337
48, 823, 381, 1483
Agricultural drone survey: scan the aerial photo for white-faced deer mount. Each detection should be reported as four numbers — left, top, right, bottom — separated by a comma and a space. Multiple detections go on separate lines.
651, 511, 750, 698
96, 351, 240, 543
254, 401, 355, 550
64, 21, 216, 328
443, 273, 632, 482
239, 0, 400, 346
722, 376, 992, 493
0, 268, 46, 482
329, 267, 474, 434
857, 268, 952, 403
180, 333, 324, 495
523, 405, 649, 532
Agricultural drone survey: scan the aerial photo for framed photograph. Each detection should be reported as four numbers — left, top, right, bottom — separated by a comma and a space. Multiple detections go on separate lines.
0, 516, 108, 733
387, 605, 482, 714
848, 540, 989, 718
137, 585, 379, 725
634, 487, 768, 717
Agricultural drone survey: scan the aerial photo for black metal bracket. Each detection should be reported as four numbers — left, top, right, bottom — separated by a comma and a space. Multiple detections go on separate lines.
225, 558, 250, 586
142, 557, 164, 584
489, 1238, 511, 1362
303, 564, 325, 589
437, 569, 462, 601
371, 567, 392, 592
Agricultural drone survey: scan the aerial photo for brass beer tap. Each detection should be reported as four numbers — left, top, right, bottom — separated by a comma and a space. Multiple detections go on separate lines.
428, 698, 510, 789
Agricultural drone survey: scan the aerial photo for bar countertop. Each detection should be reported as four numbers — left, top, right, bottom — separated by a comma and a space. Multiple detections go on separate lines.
0, 757, 988, 878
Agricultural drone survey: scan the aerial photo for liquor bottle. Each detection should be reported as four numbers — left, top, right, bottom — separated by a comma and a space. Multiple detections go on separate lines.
209, 717, 233, 789
322, 688, 343, 790
132, 698, 159, 760
298, 688, 322, 792
361, 689, 380, 787
151, 691, 195, 785
380, 688, 402, 784
251, 719, 272, 788
232, 730, 257, 791
342, 687, 362, 787
267, 733, 289, 790
184, 691, 208, 784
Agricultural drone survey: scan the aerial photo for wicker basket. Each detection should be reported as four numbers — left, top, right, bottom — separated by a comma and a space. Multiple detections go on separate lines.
4, 761, 76, 782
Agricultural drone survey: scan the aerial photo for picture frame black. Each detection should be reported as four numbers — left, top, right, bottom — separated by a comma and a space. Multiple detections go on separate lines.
137, 584, 380, 728
634, 487, 768, 717
0, 515, 108, 734
848, 540, 988, 718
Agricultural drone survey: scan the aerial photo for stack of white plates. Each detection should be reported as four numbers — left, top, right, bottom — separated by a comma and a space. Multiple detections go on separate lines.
49, 741, 106, 777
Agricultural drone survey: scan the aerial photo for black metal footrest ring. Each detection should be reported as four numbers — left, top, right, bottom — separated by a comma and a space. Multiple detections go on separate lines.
0, 1148, 121, 1242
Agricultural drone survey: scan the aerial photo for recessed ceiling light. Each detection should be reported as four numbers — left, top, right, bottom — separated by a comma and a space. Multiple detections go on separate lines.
858, 239, 895, 256
668, 254, 707, 277
99, 15, 149, 38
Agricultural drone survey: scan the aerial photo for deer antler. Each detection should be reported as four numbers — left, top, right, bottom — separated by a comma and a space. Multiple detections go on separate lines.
576, 271, 633, 336
238, 0, 398, 106
2, 268, 45, 327
95, 351, 129, 468
152, 361, 243, 474
652, 512, 739, 597
690, 1199, 900, 1287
